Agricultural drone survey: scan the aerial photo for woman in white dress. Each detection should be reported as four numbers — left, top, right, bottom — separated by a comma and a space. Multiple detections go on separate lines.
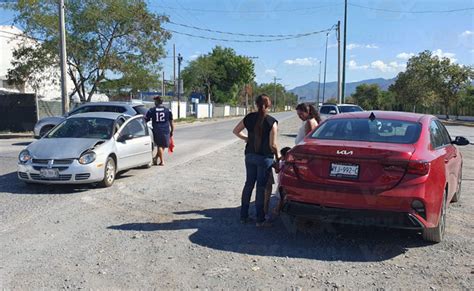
295, 103, 321, 144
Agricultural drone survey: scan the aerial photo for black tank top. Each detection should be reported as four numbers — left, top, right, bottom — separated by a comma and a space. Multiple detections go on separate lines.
243, 112, 278, 157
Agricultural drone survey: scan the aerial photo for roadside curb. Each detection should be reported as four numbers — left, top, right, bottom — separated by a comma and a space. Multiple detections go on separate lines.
0, 133, 33, 139
441, 120, 474, 127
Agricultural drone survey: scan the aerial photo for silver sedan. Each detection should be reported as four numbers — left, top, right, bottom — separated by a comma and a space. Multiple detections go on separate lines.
18, 112, 153, 187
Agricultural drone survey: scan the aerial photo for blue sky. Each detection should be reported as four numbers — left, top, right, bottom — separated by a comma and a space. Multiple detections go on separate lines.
1, 0, 473, 89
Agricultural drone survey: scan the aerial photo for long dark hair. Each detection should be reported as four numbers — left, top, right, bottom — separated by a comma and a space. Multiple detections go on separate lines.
254, 94, 272, 152
296, 103, 321, 123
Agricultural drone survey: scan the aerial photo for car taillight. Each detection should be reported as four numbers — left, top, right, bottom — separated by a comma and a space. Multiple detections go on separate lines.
407, 160, 430, 175
286, 153, 308, 164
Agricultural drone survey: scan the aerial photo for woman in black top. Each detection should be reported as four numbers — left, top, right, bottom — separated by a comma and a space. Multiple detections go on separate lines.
233, 94, 280, 226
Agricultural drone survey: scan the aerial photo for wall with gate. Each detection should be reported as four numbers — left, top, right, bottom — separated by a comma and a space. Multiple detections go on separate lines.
0, 94, 37, 132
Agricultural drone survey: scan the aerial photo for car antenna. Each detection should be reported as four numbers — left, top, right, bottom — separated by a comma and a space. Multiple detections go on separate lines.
369, 112, 376, 121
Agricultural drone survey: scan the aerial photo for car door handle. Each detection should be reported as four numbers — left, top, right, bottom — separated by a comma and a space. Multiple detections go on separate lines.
144, 143, 150, 146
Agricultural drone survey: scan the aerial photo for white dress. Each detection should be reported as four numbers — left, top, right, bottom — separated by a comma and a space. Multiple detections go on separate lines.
295, 120, 308, 145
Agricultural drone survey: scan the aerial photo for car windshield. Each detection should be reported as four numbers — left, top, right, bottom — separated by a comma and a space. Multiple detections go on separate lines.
312, 118, 422, 144
46, 117, 115, 139
133, 105, 148, 115
338, 105, 363, 113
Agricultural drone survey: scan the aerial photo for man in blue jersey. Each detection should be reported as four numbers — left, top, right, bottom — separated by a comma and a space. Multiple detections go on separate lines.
145, 96, 174, 166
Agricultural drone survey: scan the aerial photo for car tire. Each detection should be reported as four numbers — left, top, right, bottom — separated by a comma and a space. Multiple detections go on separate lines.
422, 190, 447, 243
39, 125, 54, 137
99, 156, 116, 187
451, 167, 462, 203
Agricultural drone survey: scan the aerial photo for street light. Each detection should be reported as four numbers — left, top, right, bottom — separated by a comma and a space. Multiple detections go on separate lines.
177, 53, 183, 119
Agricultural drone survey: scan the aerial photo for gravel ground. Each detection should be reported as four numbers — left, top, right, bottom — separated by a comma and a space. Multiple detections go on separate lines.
0, 115, 473, 289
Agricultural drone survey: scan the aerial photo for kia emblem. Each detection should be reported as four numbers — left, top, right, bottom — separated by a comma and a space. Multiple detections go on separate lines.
336, 150, 353, 155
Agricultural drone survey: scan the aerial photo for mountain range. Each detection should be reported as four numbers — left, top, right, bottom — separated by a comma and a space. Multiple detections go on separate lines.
289, 78, 396, 103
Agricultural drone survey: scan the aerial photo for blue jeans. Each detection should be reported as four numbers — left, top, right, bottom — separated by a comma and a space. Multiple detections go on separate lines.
241, 153, 274, 223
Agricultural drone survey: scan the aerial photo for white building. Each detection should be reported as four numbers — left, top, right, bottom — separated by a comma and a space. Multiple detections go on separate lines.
0, 25, 107, 102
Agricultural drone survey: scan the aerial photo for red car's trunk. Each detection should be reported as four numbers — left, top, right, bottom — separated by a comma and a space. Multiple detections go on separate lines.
290, 140, 416, 193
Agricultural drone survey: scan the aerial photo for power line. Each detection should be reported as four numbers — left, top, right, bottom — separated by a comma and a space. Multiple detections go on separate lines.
150, 3, 343, 14
164, 26, 335, 43
167, 20, 335, 38
0, 29, 45, 42
349, 3, 474, 14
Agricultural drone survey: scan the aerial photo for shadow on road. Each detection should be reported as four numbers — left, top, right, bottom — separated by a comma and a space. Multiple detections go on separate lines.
281, 133, 297, 138
12, 142, 32, 146
108, 206, 429, 262
0, 171, 93, 195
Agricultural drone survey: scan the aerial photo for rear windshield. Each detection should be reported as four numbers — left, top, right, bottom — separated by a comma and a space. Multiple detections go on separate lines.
338, 105, 363, 113
312, 118, 422, 144
70, 105, 127, 115
133, 105, 148, 116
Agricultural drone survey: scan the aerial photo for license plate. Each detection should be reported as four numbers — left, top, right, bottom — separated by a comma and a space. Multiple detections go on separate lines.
330, 163, 359, 178
40, 168, 59, 178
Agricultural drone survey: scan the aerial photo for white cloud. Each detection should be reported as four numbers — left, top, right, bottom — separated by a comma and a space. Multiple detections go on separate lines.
189, 51, 201, 61
347, 43, 379, 50
347, 43, 360, 50
370, 60, 405, 72
328, 43, 338, 49
284, 57, 318, 66
365, 44, 379, 49
348, 60, 369, 70
396, 52, 415, 60
433, 49, 457, 63
264, 69, 277, 76
461, 30, 473, 37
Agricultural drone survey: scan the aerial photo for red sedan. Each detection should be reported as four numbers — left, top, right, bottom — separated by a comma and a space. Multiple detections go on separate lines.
280, 111, 469, 242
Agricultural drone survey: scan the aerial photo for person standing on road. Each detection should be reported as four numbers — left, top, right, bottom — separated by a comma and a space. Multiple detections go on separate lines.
145, 96, 174, 166
233, 94, 280, 227
295, 103, 321, 144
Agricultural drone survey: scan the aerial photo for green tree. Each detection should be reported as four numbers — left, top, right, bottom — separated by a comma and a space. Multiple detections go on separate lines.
459, 86, 474, 116
351, 83, 381, 110
437, 61, 473, 118
379, 90, 396, 111
389, 50, 473, 116
7, 0, 170, 102
181, 46, 255, 104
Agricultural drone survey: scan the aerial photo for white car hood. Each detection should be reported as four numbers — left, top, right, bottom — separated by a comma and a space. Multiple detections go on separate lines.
28, 138, 105, 159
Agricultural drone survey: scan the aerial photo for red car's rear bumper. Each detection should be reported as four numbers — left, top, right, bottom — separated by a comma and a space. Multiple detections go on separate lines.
280, 173, 440, 228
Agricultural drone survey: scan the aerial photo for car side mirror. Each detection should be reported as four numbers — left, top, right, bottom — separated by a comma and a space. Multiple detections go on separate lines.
117, 134, 133, 143
329, 110, 337, 115
452, 136, 470, 146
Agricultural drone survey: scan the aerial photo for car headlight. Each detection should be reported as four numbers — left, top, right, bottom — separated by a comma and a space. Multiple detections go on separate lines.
79, 151, 96, 165
19, 150, 31, 163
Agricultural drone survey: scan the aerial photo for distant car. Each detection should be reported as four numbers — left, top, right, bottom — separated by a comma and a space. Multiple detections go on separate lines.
18, 112, 153, 187
319, 103, 363, 120
34, 102, 149, 138
280, 111, 469, 242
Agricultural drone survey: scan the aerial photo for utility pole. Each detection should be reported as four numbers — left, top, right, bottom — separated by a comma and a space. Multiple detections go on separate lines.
173, 44, 176, 99
342, 0, 348, 103
322, 31, 329, 103
59, 0, 68, 113
317, 60, 322, 108
337, 20, 342, 104
273, 76, 281, 112
177, 53, 183, 119
162, 71, 165, 98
